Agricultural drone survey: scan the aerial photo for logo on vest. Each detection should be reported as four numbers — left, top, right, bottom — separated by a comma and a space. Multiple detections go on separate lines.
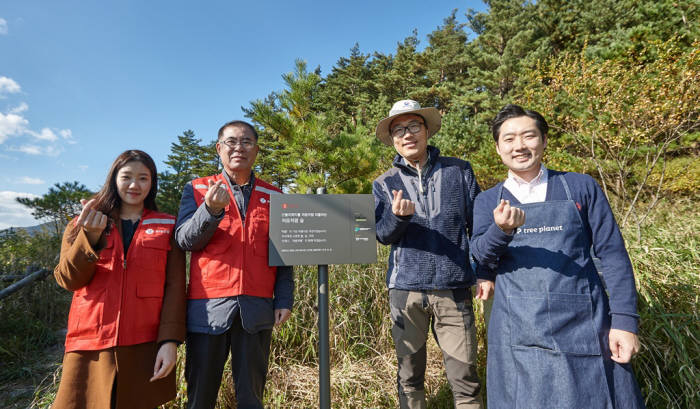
260, 197, 267, 204
516, 225, 564, 235
146, 228, 154, 234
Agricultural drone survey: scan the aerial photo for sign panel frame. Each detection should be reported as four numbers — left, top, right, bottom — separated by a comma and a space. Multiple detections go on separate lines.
268, 194, 376, 266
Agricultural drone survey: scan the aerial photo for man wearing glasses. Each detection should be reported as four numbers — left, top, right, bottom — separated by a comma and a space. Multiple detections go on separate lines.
373, 100, 492, 408
175, 120, 294, 409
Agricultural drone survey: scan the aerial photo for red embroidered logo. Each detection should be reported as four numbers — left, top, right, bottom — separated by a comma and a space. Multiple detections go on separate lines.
576, 202, 582, 211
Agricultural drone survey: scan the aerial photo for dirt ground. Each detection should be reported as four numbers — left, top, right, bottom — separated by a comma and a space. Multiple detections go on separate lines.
0, 336, 64, 409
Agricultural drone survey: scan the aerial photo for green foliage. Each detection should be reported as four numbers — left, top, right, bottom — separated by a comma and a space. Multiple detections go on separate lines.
245, 60, 386, 193
626, 199, 700, 408
0, 229, 69, 385
157, 130, 220, 215
519, 37, 700, 227
15, 182, 92, 237
647, 154, 700, 197
534, 0, 700, 59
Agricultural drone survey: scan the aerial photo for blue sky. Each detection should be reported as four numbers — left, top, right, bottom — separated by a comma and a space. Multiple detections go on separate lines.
0, 0, 485, 228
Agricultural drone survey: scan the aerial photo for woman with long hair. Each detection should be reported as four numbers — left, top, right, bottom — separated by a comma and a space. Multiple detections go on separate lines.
52, 150, 185, 409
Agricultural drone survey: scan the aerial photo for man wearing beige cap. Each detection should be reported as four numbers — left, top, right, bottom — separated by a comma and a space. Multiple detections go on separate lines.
373, 100, 493, 408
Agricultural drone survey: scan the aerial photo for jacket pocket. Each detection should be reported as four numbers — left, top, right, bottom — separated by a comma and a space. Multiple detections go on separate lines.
134, 283, 164, 335
507, 293, 555, 350
549, 292, 601, 355
68, 287, 106, 339
139, 233, 171, 277
251, 215, 269, 258
507, 292, 600, 355
205, 217, 234, 255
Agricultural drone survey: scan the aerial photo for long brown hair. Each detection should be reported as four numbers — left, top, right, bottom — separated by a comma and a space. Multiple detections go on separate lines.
66, 150, 159, 243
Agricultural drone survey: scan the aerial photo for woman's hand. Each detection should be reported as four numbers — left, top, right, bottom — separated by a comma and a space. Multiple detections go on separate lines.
150, 342, 177, 382
76, 199, 107, 246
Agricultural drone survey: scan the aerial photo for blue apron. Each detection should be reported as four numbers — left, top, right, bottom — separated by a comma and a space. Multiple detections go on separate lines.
486, 175, 645, 409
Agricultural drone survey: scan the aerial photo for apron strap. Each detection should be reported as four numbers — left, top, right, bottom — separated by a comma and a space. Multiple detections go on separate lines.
559, 174, 572, 201
496, 183, 505, 206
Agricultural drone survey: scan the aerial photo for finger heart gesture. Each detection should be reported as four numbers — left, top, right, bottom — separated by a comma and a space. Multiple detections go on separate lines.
76, 198, 108, 246
391, 189, 415, 217
493, 199, 525, 234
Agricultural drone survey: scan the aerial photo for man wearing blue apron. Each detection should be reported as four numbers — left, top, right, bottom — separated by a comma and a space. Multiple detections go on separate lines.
471, 104, 645, 408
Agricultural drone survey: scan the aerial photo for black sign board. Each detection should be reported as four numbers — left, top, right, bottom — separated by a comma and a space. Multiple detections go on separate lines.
269, 194, 376, 266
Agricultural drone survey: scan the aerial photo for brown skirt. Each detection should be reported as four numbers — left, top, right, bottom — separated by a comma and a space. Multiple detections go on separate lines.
52, 342, 176, 409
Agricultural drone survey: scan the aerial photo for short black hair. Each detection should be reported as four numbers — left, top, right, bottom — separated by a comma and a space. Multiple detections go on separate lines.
491, 104, 548, 142
218, 120, 259, 141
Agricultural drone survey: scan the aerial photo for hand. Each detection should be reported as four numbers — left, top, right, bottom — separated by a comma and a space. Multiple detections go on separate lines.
609, 328, 639, 364
76, 198, 108, 246
150, 342, 177, 382
274, 308, 292, 326
474, 279, 494, 300
391, 189, 415, 217
493, 199, 525, 234
204, 179, 230, 215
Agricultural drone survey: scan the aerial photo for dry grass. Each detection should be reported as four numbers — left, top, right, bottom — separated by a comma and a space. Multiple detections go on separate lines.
21, 198, 700, 408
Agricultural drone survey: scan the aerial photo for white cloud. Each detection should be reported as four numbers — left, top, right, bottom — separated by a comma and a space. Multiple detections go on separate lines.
0, 103, 73, 154
0, 19, 7, 35
0, 76, 20, 94
0, 111, 29, 143
59, 129, 75, 144
8, 144, 63, 156
11, 145, 42, 155
0, 191, 42, 230
29, 127, 58, 142
19, 176, 44, 185
10, 102, 28, 114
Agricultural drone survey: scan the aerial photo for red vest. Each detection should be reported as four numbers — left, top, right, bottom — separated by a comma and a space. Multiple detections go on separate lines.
64, 210, 175, 352
187, 174, 280, 300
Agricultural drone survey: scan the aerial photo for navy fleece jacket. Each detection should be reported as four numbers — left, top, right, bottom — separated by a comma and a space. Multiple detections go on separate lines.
373, 146, 484, 290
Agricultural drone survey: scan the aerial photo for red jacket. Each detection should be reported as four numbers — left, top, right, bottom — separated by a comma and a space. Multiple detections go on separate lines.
64, 210, 176, 352
187, 174, 280, 300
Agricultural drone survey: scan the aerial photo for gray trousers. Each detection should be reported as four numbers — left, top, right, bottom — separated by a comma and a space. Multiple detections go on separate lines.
389, 288, 483, 409
185, 315, 272, 409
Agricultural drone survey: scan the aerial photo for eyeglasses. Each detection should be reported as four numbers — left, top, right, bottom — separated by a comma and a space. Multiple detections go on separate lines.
391, 122, 425, 138
220, 138, 256, 149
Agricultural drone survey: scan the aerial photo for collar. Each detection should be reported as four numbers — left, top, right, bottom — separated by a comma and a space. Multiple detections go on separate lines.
507, 165, 548, 186
393, 145, 439, 174
223, 171, 255, 188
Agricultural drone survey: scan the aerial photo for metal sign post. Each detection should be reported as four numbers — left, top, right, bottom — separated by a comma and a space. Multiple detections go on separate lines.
316, 187, 331, 409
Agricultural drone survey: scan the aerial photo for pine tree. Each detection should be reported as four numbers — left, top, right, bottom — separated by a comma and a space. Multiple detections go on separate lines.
16, 181, 93, 237
414, 10, 471, 112
157, 130, 219, 215
246, 60, 385, 193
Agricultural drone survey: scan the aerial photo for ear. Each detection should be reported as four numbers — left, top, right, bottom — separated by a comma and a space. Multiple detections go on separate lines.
495, 140, 502, 155
542, 133, 548, 150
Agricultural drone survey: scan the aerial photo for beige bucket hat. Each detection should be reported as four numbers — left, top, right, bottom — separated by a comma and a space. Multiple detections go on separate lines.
375, 99, 441, 146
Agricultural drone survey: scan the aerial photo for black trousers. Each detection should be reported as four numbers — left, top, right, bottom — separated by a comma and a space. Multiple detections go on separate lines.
185, 315, 273, 409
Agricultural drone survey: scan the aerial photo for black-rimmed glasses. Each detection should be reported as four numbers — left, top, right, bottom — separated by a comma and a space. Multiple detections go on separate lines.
391, 122, 424, 138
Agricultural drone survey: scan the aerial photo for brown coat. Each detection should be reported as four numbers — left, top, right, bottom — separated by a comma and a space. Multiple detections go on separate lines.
52, 219, 186, 409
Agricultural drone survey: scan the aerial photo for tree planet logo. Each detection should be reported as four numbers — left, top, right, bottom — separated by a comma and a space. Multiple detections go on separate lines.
146, 228, 154, 234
